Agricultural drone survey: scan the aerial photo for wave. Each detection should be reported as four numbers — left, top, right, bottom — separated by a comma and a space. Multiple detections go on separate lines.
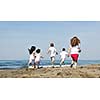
0, 60, 100, 69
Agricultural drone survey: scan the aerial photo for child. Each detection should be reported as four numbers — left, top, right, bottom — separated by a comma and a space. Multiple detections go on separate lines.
68, 36, 81, 68
60, 48, 68, 67
34, 49, 43, 69
28, 46, 36, 68
48, 43, 58, 67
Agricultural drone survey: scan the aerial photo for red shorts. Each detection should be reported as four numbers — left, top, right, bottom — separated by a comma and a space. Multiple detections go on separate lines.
71, 54, 79, 61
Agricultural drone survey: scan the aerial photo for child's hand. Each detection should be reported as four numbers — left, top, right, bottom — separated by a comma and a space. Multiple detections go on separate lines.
78, 48, 81, 53
67, 54, 70, 57
41, 56, 44, 58
56, 52, 58, 55
78, 49, 81, 53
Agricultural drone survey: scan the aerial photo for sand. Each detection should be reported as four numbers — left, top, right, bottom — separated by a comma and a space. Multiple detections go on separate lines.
0, 64, 100, 78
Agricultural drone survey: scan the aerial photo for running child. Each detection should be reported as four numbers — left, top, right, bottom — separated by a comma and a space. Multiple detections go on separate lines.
34, 49, 43, 69
28, 46, 36, 68
48, 43, 58, 67
60, 48, 68, 67
68, 36, 81, 68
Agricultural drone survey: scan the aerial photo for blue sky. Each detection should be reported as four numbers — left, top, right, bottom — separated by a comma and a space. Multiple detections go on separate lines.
0, 21, 100, 60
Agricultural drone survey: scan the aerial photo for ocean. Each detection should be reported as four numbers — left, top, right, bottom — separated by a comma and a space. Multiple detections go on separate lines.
0, 60, 100, 69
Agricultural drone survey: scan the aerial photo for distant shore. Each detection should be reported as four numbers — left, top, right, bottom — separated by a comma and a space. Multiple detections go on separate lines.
0, 64, 100, 78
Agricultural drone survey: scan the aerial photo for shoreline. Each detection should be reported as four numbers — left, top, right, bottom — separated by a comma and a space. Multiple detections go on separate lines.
0, 63, 100, 70
0, 64, 100, 78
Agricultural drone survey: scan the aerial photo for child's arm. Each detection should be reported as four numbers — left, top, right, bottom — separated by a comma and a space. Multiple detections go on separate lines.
56, 52, 58, 55
47, 48, 50, 54
67, 47, 71, 57
78, 44, 81, 53
78, 48, 81, 53
55, 48, 58, 55
40, 54, 44, 58
65, 52, 69, 57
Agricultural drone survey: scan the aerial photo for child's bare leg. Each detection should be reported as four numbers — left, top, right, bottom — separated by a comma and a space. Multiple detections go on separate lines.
33, 62, 36, 69
51, 57, 55, 67
73, 60, 78, 69
60, 60, 62, 67
70, 60, 74, 68
60, 59, 64, 67
37, 61, 40, 69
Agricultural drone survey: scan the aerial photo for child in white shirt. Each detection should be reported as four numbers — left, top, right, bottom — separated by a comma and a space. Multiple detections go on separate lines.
68, 36, 81, 68
28, 46, 36, 68
34, 49, 43, 68
48, 43, 58, 67
60, 48, 68, 67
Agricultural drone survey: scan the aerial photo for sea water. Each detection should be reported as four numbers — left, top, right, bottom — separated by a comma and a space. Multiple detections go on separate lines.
0, 60, 100, 69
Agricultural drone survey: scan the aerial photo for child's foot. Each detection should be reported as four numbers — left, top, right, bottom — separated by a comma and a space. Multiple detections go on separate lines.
52, 65, 54, 68
70, 63, 74, 68
73, 66, 77, 69
39, 66, 43, 68
38, 67, 43, 69
26, 68, 28, 71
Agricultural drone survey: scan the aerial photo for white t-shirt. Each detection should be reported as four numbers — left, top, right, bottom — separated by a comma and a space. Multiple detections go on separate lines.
60, 51, 68, 59
35, 53, 41, 62
48, 47, 57, 57
29, 51, 35, 63
70, 45, 80, 54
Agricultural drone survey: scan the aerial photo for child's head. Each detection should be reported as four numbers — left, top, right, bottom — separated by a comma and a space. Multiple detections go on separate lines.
28, 46, 36, 55
31, 46, 36, 51
62, 48, 66, 51
36, 49, 41, 54
50, 43, 54, 47
70, 36, 80, 47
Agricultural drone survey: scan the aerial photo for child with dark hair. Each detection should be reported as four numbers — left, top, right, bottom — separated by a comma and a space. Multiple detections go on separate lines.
48, 43, 58, 67
60, 48, 68, 67
68, 36, 81, 68
28, 46, 36, 67
34, 49, 43, 68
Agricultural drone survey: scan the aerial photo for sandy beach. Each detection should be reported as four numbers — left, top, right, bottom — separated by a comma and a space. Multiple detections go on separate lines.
0, 64, 100, 78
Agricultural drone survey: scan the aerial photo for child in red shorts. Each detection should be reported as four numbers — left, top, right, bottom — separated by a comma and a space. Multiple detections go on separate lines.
68, 36, 81, 68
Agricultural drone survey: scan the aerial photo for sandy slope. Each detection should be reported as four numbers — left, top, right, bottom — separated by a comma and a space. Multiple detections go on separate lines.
0, 64, 100, 78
